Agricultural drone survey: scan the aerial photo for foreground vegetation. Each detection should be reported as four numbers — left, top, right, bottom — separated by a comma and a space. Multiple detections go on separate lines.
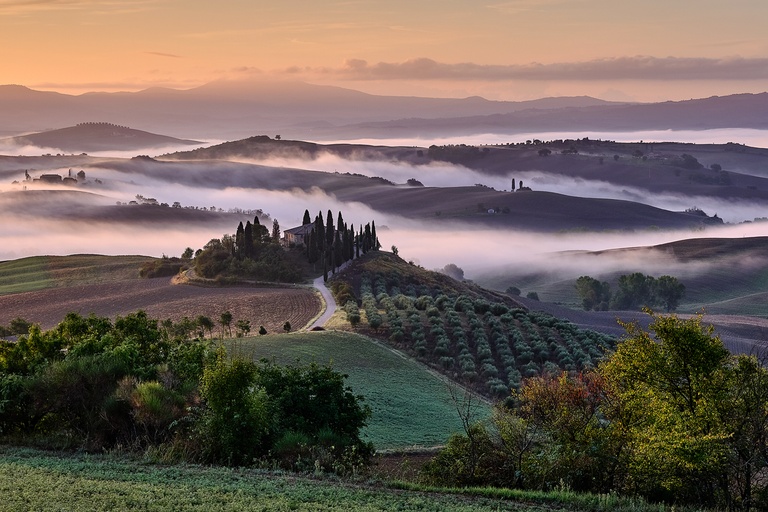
0, 312, 371, 473
0, 446, 703, 512
424, 311, 768, 510
224, 331, 490, 449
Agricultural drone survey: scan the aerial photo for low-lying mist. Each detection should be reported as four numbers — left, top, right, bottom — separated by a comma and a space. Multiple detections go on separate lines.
3, 144, 768, 290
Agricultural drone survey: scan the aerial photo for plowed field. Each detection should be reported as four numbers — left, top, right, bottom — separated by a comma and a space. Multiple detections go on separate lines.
0, 278, 322, 333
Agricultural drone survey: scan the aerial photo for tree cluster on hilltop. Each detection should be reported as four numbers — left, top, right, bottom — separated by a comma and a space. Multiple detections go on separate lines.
300, 209, 380, 282
194, 214, 302, 283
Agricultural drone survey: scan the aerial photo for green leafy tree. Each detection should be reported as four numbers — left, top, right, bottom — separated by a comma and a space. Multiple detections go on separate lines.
219, 311, 233, 339
601, 312, 736, 505
575, 276, 611, 311
612, 272, 656, 310
196, 315, 215, 339
653, 275, 685, 312
235, 319, 251, 337
196, 349, 271, 465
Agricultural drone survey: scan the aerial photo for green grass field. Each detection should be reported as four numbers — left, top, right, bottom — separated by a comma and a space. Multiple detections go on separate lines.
0, 256, 52, 294
224, 331, 491, 450
0, 254, 154, 295
0, 447, 545, 512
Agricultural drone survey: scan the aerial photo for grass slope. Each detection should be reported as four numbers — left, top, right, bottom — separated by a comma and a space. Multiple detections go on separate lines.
0, 254, 154, 295
224, 331, 490, 450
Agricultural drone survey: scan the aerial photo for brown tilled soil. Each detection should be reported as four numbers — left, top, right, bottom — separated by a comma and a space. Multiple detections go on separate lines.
0, 278, 321, 333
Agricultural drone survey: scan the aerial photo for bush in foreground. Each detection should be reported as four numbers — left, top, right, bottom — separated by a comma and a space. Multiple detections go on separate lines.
0, 311, 372, 474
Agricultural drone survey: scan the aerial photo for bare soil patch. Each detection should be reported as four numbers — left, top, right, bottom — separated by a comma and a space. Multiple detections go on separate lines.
0, 278, 321, 333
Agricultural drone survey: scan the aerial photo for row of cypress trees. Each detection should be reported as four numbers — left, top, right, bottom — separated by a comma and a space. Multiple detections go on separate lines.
301, 209, 380, 281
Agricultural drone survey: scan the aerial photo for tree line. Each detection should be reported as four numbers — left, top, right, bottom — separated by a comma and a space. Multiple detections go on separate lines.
424, 311, 768, 509
299, 209, 380, 281
575, 272, 685, 312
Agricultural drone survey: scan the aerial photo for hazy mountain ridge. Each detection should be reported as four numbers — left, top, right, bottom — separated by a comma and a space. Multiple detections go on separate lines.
9, 81, 757, 141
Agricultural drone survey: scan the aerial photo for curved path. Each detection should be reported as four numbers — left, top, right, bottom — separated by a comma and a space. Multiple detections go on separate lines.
307, 262, 353, 330
308, 275, 338, 330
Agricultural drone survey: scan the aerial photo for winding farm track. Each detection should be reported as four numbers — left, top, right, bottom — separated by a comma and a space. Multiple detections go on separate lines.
0, 277, 322, 334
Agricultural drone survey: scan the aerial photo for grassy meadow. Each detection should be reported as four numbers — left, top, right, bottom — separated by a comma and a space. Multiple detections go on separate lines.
0, 447, 534, 512
224, 331, 491, 450
0, 254, 154, 295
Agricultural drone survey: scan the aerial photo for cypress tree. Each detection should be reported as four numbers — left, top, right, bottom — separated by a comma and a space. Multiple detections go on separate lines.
271, 218, 280, 243
364, 223, 372, 253
235, 221, 245, 259
334, 230, 343, 269
309, 229, 319, 264
372, 220, 379, 250
356, 226, 362, 258
315, 213, 325, 250
243, 221, 254, 259
325, 210, 335, 250
302, 209, 311, 226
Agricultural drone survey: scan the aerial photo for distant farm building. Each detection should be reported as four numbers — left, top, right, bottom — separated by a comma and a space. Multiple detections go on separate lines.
283, 224, 314, 247
38, 174, 63, 184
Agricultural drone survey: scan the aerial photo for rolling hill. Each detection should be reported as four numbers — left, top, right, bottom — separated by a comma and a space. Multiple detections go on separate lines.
7, 122, 201, 152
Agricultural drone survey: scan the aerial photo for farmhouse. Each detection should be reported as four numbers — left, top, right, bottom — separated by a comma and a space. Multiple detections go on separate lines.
38, 174, 62, 184
283, 223, 314, 247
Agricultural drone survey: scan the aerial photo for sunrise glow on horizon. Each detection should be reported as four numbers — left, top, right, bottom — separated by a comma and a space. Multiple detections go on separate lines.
2, 0, 768, 102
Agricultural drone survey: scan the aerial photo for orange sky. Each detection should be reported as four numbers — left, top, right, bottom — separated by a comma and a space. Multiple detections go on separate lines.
3, 0, 768, 101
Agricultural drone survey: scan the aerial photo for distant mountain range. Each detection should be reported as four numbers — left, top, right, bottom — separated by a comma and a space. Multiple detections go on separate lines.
1, 81, 767, 141
5, 122, 201, 153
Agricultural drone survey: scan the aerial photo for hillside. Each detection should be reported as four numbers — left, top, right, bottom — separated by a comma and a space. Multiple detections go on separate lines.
224, 330, 489, 449
8, 122, 201, 152
164, 136, 768, 208
0, 255, 320, 332
327, 252, 615, 399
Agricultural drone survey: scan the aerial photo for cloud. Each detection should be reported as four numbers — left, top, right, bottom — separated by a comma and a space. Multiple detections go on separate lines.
301, 56, 768, 82
0, 0, 154, 15
486, 0, 584, 14
145, 51, 182, 59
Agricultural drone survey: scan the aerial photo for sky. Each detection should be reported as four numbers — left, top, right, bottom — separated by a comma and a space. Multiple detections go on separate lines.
3, 0, 768, 102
